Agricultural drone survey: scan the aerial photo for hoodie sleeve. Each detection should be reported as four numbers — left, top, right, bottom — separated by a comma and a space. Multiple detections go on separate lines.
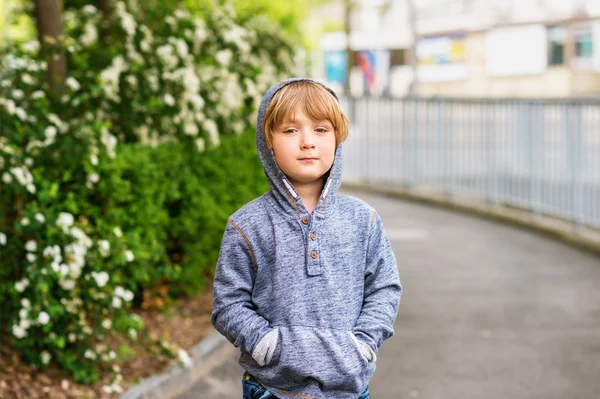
211, 220, 275, 359
353, 211, 402, 356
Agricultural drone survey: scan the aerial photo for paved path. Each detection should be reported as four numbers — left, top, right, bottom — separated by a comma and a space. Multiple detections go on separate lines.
177, 190, 600, 399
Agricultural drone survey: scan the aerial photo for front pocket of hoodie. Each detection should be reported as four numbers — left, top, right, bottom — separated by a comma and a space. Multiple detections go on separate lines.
258, 325, 372, 392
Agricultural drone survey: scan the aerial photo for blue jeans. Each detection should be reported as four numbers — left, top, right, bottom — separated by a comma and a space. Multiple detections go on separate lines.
242, 373, 370, 399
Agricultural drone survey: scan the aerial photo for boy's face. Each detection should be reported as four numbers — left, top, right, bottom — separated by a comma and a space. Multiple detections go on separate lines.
271, 105, 336, 188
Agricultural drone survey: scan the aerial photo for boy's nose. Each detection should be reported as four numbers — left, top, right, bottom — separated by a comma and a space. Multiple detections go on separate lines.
300, 132, 315, 149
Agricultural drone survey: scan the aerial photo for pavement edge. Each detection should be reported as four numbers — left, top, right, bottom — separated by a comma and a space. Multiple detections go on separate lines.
120, 332, 231, 399
342, 182, 600, 258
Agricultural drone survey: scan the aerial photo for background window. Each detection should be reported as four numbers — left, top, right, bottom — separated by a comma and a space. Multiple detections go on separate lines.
574, 32, 593, 59
547, 25, 566, 66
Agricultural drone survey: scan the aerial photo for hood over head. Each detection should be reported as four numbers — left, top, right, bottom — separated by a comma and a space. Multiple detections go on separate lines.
255, 78, 343, 218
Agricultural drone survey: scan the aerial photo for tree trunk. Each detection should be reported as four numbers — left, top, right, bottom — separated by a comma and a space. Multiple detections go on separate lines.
34, 0, 66, 93
344, 0, 353, 95
96, 0, 113, 44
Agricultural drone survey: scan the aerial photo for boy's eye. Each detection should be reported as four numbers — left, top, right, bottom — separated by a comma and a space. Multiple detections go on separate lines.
283, 128, 296, 134
315, 128, 328, 133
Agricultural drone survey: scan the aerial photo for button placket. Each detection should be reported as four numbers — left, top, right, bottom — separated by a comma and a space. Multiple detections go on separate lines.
304, 218, 322, 276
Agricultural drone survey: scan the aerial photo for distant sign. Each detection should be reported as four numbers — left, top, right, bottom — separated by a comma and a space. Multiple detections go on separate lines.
417, 34, 466, 66
324, 50, 347, 85
416, 34, 468, 82
485, 25, 547, 76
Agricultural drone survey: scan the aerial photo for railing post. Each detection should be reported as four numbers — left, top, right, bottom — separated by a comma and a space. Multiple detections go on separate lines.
573, 104, 584, 233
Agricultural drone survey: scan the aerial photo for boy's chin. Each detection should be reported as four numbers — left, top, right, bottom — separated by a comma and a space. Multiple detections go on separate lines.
286, 174, 326, 186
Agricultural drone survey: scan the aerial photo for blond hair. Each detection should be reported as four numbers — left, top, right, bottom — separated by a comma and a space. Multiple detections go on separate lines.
263, 81, 349, 148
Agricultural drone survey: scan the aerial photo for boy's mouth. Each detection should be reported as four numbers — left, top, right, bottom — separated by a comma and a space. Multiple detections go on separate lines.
298, 157, 319, 161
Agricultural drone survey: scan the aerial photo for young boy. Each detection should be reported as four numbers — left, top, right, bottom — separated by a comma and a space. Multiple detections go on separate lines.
211, 78, 402, 399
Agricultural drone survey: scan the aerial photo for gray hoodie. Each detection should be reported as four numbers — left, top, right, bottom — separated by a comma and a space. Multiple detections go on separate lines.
211, 78, 402, 399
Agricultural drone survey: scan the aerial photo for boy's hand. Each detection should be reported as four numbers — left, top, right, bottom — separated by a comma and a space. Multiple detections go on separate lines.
351, 334, 377, 363
251, 328, 280, 366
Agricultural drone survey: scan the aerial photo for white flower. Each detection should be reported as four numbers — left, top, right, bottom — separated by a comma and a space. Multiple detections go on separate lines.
21, 298, 31, 309
0, 233, 6, 246
114, 286, 125, 297
51, 262, 60, 273
19, 319, 31, 331
82, 5, 97, 14
92, 271, 109, 287
3, 99, 16, 114
126, 75, 137, 88
115, 286, 134, 302
26, 184, 36, 194
120, 11, 137, 37
24, 158, 33, 167
157, 45, 178, 69
65, 77, 80, 91
128, 328, 137, 339
102, 319, 112, 329
178, 349, 192, 368
56, 212, 74, 232
40, 351, 51, 365
44, 126, 57, 143
22, 74, 35, 85
87, 173, 100, 188
22, 40, 40, 53
112, 296, 122, 309
81, 23, 98, 47
21, 217, 30, 226
97, 240, 110, 257
203, 120, 220, 146
19, 309, 28, 319
12, 89, 24, 99
25, 240, 37, 252
12, 324, 27, 339
140, 39, 151, 53
47, 113, 66, 133
59, 279, 75, 291
90, 154, 99, 166
215, 49, 232, 66
15, 278, 29, 292
184, 122, 198, 136
35, 213, 45, 223
68, 333, 76, 342
113, 227, 122, 237
38, 311, 50, 325
147, 73, 159, 92
84, 349, 97, 359
189, 94, 204, 110
125, 250, 134, 262
99, 56, 127, 103
195, 138, 205, 153
26, 253, 36, 263
2, 173, 11, 184
109, 351, 117, 360
15, 107, 27, 121
164, 94, 175, 106
101, 128, 117, 158
32, 90, 44, 99
172, 38, 189, 59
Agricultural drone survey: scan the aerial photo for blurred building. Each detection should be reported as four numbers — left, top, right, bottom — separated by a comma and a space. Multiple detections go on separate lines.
311, 0, 600, 98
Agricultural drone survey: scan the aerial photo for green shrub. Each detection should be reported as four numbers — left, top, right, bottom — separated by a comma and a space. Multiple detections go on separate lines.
96, 130, 267, 300
0, 0, 291, 391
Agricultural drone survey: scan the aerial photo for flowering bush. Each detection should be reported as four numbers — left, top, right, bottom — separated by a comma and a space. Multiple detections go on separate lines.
0, 0, 294, 391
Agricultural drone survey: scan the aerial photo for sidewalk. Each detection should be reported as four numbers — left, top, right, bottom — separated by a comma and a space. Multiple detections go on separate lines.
131, 188, 600, 399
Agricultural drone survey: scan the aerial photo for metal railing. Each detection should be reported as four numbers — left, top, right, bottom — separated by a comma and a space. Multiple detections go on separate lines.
341, 96, 600, 231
